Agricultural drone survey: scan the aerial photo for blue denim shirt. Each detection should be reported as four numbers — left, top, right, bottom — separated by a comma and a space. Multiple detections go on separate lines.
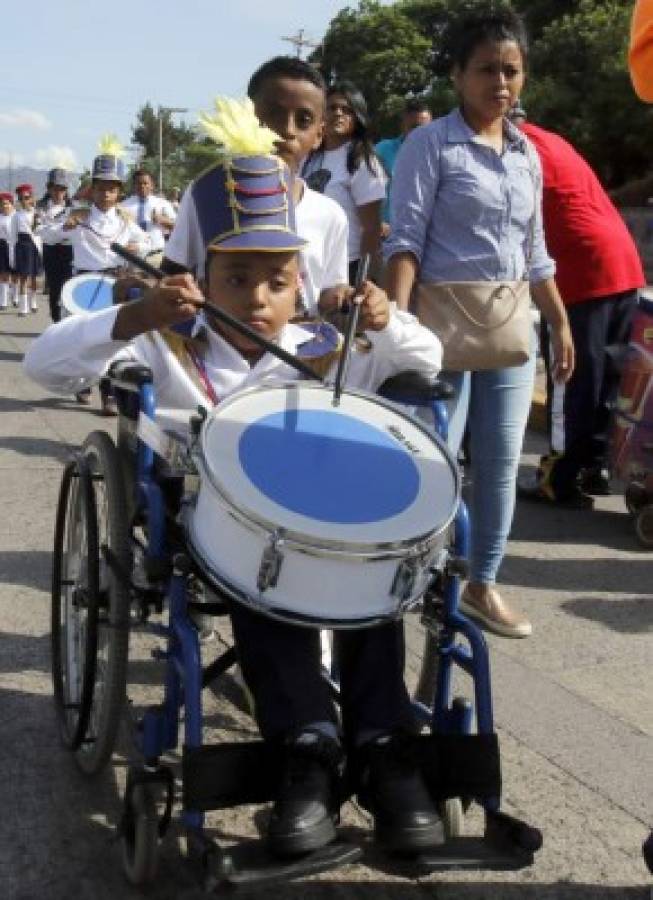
384, 108, 555, 284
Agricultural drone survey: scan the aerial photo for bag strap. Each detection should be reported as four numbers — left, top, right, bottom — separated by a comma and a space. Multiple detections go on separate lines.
441, 283, 523, 331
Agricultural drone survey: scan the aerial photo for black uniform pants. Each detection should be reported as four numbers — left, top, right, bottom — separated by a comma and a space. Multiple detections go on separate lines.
228, 602, 413, 745
43, 245, 73, 322
541, 289, 637, 495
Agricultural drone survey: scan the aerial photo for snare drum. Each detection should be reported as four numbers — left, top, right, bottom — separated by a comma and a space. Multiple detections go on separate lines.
185, 383, 459, 627
61, 272, 115, 316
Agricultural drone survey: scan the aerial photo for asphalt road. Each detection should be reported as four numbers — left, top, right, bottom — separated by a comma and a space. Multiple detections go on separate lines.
0, 300, 651, 899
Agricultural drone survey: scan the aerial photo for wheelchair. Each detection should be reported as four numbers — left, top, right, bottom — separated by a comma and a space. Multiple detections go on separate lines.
51, 360, 542, 890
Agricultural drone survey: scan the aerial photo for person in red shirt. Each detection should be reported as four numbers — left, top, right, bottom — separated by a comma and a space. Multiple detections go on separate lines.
513, 106, 645, 506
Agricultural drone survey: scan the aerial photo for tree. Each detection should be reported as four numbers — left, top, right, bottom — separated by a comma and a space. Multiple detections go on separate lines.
131, 103, 195, 191
525, 0, 653, 186
311, 0, 433, 135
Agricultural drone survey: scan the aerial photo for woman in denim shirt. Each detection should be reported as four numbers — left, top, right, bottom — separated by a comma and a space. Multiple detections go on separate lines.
385, 7, 574, 638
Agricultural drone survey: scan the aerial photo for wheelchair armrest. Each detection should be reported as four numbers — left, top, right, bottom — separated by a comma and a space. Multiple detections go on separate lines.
108, 360, 154, 391
378, 371, 454, 404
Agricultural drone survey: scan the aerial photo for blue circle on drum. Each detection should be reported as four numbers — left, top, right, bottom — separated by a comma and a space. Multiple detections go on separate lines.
73, 278, 114, 312
238, 409, 420, 524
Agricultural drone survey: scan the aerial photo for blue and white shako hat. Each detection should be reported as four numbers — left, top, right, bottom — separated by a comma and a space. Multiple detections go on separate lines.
91, 133, 126, 182
191, 97, 307, 254
47, 168, 68, 188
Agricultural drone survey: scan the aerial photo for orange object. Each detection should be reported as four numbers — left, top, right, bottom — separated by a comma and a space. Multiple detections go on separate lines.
629, 0, 653, 101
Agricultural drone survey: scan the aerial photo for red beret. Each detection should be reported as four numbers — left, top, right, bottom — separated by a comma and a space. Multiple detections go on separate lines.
15, 183, 33, 195
0, 192, 13, 202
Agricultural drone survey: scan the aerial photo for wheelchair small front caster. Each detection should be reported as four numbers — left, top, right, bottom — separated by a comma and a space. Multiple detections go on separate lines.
635, 504, 653, 548
120, 782, 160, 885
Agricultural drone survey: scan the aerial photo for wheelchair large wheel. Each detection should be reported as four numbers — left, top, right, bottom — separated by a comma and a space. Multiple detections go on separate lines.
75, 431, 132, 775
51, 457, 101, 750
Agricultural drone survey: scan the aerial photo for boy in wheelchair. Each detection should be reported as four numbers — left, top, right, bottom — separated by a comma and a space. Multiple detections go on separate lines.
24, 102, 446, 859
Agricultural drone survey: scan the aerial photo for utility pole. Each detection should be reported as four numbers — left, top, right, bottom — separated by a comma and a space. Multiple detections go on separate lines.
158, 106, 188, 192
281, 28, 319, 59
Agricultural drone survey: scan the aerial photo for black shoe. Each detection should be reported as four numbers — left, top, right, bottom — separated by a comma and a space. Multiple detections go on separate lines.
357, 733, 445, 854
579, 466, 611, 496
517, 474, 594, 510
267, 731, 341, 858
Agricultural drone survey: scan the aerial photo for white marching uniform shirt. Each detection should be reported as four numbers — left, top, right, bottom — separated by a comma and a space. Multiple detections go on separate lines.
39, 205, 150, 272
11, 208, 43, 255
121, 194, 176, 253
165, 180, 349, 314
24, 304, 442, 411
0, 212, 15, 268
36, 200, 70, 245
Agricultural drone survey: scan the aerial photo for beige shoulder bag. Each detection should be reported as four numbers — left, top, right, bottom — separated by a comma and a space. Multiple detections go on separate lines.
414, 145, 537, 371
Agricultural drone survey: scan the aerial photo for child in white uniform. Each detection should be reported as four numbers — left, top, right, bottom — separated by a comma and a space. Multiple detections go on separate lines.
25, 101, 445, 861
0, 193, 15, 310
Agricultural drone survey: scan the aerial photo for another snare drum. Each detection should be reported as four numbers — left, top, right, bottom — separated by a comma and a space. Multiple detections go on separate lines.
185, 383, 459, 628
61, 272, 115, 316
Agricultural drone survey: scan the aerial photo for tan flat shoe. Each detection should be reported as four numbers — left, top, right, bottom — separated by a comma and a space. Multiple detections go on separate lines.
459, 584, 532, 639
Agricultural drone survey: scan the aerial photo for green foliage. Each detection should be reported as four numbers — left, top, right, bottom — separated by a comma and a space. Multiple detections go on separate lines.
525, 0, 653, 186
131, 103, 196, 192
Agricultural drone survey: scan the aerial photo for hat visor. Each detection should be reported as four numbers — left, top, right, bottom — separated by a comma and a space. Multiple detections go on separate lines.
210, 229, 308, 253
92, 174, 123, 183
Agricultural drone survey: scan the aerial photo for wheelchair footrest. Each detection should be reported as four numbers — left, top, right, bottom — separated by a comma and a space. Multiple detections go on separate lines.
203, 839, 362, 890
183, 733, 501, 813
415, 810, 543, 873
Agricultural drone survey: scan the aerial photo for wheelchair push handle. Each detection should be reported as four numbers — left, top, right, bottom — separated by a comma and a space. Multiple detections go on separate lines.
109, 243, 323, 383
378, 371, 454, 405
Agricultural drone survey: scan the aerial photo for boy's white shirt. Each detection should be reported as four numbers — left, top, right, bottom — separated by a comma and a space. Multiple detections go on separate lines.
23, 304, 442, 412
38, 205, 150, 271
164, 180, 349, 314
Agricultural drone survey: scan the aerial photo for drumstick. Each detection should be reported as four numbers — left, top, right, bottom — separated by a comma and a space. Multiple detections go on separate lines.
332, 254, 370, 407
109, 243, 322, 382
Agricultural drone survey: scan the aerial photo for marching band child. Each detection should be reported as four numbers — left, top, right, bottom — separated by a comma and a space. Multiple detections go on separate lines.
0, 192, 15, 310
25, 100, 446, 860
39, 136, 150, 413
12, 184, 43, 316
36, 167, 73, 322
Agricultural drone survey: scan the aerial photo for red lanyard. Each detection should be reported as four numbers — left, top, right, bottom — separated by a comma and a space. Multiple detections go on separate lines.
185, 344, 220, 406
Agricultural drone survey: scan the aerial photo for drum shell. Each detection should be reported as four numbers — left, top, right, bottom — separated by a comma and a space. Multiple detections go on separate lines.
185, 383, 459, 627
186, 472, 447, 626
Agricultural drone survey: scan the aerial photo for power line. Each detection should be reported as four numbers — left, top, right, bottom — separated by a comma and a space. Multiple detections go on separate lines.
281, 28, 320, 59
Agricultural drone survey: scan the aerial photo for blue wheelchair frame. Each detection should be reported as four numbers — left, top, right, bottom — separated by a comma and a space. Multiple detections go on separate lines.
107, 363, 538, 887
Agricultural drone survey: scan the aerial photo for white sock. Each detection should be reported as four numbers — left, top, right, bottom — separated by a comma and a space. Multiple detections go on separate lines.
0, 284, 7, 307
19, 293, 29, 315
30, 291, 37, 311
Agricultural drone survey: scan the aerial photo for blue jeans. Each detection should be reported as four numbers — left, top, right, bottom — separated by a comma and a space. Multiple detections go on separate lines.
442, 352, 536, 584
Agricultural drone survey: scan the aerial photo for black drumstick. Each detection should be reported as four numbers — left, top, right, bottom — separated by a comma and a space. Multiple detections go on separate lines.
332, 254, 370, 407
109, 243, 322, 382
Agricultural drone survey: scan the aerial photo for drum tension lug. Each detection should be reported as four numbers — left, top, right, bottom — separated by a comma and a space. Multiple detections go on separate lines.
257, 532, 285, 592
391, 556, 421, 602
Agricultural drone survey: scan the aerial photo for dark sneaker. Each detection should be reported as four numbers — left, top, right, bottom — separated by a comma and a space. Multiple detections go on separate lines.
579, 467, 611, 496
267, 731, 341, 858
518, 475, 594, 510
357, 733, 445, 854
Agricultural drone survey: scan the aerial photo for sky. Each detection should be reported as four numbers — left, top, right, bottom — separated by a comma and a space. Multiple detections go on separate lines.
0, 0, 378, 175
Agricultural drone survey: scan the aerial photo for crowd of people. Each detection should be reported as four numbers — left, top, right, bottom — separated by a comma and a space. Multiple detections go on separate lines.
4, 0, 648, 866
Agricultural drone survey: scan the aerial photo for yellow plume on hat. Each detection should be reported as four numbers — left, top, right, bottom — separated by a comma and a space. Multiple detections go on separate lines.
97, 133, 124, 157
198, 97, 280, 156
